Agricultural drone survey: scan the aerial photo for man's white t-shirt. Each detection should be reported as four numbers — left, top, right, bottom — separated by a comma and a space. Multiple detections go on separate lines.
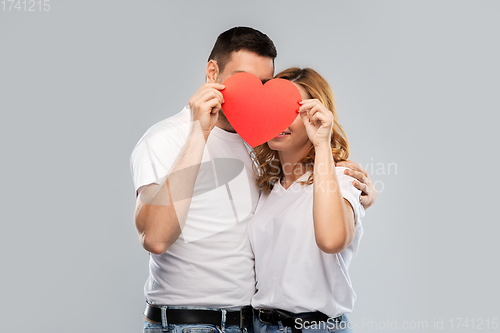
130, 107, 260, 309
248, 168, 365, 318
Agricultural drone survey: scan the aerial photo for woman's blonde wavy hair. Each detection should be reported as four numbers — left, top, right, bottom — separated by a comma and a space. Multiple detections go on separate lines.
251, 67, 350, 193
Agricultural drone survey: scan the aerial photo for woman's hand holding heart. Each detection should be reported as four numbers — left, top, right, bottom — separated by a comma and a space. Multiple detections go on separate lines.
298, 99, 334, 148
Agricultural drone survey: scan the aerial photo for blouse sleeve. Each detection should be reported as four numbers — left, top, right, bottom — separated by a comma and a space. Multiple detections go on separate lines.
335, 167, 366, 226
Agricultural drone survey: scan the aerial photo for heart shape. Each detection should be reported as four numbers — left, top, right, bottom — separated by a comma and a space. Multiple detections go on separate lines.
221, 72, 302, 148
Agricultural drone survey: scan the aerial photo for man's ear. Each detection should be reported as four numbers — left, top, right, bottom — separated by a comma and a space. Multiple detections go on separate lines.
206, 60, 219, 83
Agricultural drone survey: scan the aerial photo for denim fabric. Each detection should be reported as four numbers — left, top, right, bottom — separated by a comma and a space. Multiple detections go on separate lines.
252, 313, 352, 333
143, 305, 251, 333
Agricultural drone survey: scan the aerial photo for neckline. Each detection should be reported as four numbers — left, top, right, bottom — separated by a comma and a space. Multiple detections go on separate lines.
210, 125, 242, 142
276, 170, 312, 192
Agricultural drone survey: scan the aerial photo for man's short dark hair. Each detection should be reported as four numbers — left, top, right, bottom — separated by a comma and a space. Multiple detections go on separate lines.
208, 26, 277, 73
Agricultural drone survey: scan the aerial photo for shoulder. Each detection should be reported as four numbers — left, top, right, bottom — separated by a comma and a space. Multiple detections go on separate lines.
129, 107, 191, 191
132, 107, 191, 154
335, 166, 365, 223
142, 107, 191, 138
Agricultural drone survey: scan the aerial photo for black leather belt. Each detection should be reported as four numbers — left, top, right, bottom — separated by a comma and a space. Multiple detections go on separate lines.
144, 302, 253, 328
253, 308, 342, 333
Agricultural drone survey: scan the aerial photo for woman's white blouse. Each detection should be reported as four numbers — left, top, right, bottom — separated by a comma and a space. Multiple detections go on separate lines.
248, 167, 365, 318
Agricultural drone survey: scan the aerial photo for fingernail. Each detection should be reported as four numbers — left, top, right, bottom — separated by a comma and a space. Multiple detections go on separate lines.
344, 169, 349, 175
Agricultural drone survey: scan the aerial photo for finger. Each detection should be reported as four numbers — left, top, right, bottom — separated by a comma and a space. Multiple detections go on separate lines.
211, 101, 222, 114
308, 105, 321, 118
363, 183, 376, 209
310, 112, 330, 127
359, 194, 369, 207
336, 160, 368, 176
297, 105, 311, 115
203, 88, 225, 103
192, 86, 225, 104
352, 179, 368, 195
212, 88, 225, 102
299, 99, 320, 106
299, 109, 311, 125
308, 113, 319, 126
344, 169, 367, 184
299, 103, 321, 123
309, 105, 330, 122
300, 103, 332, 123
202, 83, 226, 91
197, 90, 224, 106
207, 99, 222, 114
299, 107, 310, 120
298, 100, 320, 113
309, 104, 333, 127
297, 109, 314, 126
203, 97, 222, 113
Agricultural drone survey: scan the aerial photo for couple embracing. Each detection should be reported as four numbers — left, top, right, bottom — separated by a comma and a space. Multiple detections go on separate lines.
131, 26, 376, 333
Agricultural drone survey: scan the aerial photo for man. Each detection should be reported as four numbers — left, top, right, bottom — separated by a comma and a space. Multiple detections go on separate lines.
130, 26, 376, 333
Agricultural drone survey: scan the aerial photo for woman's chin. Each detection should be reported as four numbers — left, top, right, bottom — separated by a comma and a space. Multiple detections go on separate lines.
268, 141, 290, 152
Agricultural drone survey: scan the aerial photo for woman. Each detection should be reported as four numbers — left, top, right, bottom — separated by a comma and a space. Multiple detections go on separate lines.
249, 68, 365, 333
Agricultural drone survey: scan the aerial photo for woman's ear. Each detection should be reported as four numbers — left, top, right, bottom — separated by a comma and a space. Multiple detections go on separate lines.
206, 60, 219, 83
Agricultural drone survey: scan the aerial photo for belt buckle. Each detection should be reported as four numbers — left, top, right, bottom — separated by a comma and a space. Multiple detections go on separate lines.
258, 308, 274, 325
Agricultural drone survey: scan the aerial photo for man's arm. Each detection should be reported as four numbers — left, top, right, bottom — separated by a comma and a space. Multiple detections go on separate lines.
336, 160, 377, 209
134, 83, 225, 255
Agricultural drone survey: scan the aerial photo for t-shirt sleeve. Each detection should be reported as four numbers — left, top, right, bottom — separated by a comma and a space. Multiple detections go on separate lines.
335, 167, 366, 226
130, 125, 187, 195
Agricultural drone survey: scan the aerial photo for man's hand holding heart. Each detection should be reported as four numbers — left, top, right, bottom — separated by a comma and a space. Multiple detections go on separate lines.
188, 83, 226, 141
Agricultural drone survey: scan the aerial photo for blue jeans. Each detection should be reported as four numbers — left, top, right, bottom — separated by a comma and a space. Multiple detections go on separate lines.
253, 313, 352, 333
143, 306, 251, 333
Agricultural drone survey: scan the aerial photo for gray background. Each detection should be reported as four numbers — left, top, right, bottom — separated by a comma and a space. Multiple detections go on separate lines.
1, 0, 499, 332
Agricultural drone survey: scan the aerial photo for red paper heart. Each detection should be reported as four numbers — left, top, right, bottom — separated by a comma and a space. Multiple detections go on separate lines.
221, 72, 302, 148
